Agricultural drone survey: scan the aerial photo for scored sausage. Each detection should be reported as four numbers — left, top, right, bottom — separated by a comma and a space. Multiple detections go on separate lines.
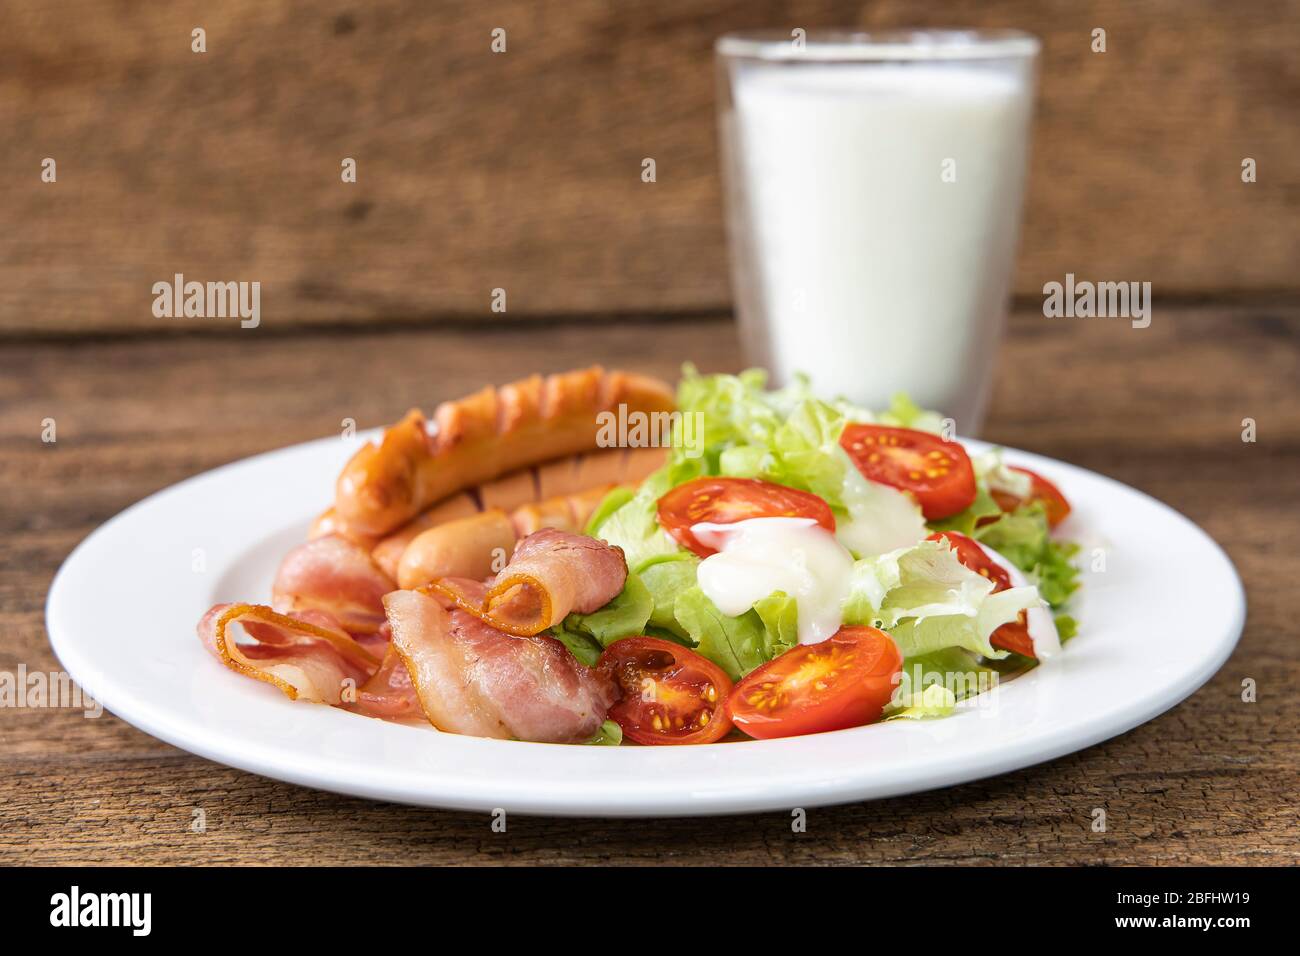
333, 366, 675, 536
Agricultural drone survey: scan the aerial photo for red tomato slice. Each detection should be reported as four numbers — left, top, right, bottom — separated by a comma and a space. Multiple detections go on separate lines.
840, 424, 976, 520
987, 619, 1035, 658
927, 531, 1036, 659
727, 626, 902, 740
600, 637, 733, 745
656, 477, 835, 558
988, 466, 1071, 528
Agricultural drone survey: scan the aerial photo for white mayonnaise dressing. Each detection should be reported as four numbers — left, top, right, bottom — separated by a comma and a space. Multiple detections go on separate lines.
692, 517, 854, 645
833, 448, 928, 558
977, 541, 1062, 659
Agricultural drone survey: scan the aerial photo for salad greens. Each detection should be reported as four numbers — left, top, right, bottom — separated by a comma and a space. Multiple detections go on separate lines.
674, 587, 800, 681
973, 501, 1081, 612
558, 367, 1081, 718
584, 720, 624, 746
552, 572, 654, 665
841, 538, 1041, 661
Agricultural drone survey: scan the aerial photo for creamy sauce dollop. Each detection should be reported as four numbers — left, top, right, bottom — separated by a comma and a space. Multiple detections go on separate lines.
691, 517, 855, 645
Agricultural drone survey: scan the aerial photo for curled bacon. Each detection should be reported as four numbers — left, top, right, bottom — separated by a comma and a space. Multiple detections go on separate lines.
272, 534, 394, 635
426, 529, 627, 636
349, 643, 421, 720
198, 603, 380, 704
385, 589, 617, 743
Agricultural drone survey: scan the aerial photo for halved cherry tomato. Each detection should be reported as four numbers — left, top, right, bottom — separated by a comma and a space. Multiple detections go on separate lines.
727, 626, 902, 740
987, 466, 1071, 528
656, 477, 835, 558
986, 618, 1035, 658
600, 637, 733, 745
840, 424, 976, 520
927, 531, 1036, 659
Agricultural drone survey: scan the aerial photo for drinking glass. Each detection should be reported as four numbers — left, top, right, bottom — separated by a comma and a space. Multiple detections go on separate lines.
715, 29, 1039, 433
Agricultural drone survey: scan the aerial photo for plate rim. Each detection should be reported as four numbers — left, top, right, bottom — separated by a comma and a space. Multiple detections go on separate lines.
45, 434, 1246, 817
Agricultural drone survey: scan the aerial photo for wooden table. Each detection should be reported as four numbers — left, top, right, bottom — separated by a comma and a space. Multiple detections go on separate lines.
2, 304, 1297, 865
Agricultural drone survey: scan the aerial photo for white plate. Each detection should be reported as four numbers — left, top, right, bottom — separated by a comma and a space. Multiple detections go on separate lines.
46, 434, 1245, 817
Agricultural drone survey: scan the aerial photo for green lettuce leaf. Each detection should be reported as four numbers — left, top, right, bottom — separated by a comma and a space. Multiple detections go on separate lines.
675, 365, 783, 456
926, 485, 1002, 537
584, 720, 623, 745
637, 554, 699, 638
876, 392, 948, 434
753, 590, 801, 653
549, 624, 603, 667
884, 682, 957, 720
974, 502, 1081, 609
556, 573, 653, 655
886, 646, 1001, 717
587, 457, 703, 569
584, 485, 636, 536
672, 586, 799, 680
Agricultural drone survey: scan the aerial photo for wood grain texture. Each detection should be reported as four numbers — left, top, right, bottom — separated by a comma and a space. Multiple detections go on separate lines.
1, 0, 1296, 334
1, 305, 1297, 864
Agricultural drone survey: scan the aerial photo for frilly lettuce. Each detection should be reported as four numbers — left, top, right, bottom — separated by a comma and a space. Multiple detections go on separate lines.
843, 539, 1043, 660
974, 501, 1081, 610
674, 367, 927, 558
582, 367, 1079, 680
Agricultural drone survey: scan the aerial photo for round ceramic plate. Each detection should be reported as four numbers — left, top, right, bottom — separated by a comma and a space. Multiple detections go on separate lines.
46, 434, 1244, 817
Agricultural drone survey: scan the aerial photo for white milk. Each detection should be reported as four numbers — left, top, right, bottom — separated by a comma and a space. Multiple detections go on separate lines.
725, 61, 1034, 430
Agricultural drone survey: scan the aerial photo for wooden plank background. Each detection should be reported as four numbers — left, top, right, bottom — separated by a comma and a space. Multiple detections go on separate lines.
1, 0, 1297, 335
2, 305, 1297, 863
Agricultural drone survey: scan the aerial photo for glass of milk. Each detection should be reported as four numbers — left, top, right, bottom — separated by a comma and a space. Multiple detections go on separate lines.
716, 30, 1039, 434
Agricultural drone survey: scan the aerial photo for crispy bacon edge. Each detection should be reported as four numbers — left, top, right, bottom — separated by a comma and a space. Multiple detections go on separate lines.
198, 603, 380, 704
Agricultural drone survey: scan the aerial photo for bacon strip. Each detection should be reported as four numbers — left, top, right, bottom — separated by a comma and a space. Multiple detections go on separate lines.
272, 535, 394, 635
349, 643, 421, 720
385, 589, 617, 743
427, 529, 627, 636
198, 603, 380, 704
